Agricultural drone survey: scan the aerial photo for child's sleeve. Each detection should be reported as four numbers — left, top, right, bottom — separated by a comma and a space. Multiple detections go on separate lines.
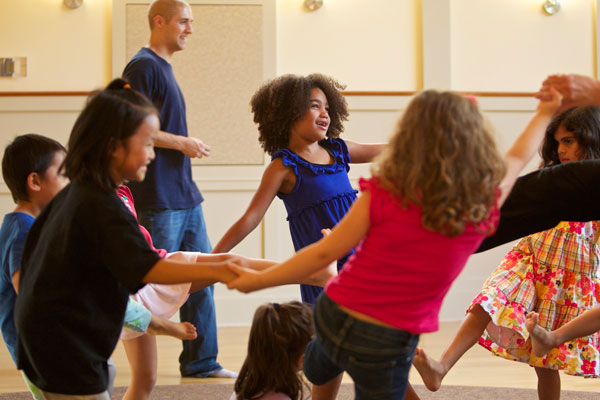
8, 219, 33, 279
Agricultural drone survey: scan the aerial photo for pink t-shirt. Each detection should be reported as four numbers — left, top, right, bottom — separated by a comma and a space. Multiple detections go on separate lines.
326, 177, 499, 334
118, 186, 168, 258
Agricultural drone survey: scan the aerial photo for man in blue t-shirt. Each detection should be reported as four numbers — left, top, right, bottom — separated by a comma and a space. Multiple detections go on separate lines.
122, 0, 235, 379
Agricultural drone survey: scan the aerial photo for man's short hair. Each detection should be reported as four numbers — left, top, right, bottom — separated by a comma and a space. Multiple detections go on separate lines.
148, 0, 190, 30
2, 134, 66, 203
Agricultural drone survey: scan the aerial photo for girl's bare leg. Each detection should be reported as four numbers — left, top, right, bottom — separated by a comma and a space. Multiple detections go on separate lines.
413, 304, 490, 391
122, 334, 158, 400
146, 315, 197, 340
535, 367, 560, 400
312, 373, 343, 400
403, 383, 421, 400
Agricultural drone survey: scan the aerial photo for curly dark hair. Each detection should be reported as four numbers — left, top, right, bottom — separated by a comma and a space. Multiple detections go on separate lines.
250, 73, 349, 155
539, 106, 600, 167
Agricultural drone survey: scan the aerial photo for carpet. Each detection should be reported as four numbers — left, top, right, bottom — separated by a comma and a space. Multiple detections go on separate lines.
0, 384, 598, 399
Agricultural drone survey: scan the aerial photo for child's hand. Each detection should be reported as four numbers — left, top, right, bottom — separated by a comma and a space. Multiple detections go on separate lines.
222, 254, 251, 269
321, 228, 332, 237
226, 263, 264, 293
536, 86, 562, 116
212, 262, 238, 284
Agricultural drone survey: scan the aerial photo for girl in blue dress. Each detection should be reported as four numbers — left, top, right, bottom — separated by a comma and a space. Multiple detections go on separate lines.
213, 73, 384, 304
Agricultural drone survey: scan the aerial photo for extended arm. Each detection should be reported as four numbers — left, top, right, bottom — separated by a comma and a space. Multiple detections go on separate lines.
497, 88, 561, 206
345, 140, 386, 163
477, 160, 600, 252
142, 258, 237, 285
212, 159, 290, 253
226, 192, 371, 293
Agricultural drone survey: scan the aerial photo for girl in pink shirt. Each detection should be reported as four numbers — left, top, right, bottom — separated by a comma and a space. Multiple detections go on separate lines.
226, 88, 562, 399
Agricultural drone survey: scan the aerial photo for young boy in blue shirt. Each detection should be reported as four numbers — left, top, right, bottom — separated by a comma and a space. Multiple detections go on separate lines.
0, 134, 67, 365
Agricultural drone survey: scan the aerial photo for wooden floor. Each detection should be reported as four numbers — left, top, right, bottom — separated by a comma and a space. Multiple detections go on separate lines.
2, 322, 600, 395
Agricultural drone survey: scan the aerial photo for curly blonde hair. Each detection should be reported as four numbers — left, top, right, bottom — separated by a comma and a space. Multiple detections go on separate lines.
372, 90, 506, 237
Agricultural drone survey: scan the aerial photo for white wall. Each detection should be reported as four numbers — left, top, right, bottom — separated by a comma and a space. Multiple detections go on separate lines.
0, 0, 597, 325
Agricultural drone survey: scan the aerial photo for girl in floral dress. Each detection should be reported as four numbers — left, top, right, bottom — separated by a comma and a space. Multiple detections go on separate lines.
414, 105, 600, 400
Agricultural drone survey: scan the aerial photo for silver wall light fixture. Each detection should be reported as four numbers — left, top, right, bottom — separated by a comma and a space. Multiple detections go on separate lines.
64, 0, 83, 9
542, 0, 561, 15
304, 0, 323, 12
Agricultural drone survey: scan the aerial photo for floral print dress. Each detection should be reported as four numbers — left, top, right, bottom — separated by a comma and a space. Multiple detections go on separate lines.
472, 221, 600, 377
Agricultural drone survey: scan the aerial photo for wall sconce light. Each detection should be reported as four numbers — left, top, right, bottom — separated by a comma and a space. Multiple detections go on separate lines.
304, 0, 323, 12
542, 0, 561, 15
64, 0, 83, 9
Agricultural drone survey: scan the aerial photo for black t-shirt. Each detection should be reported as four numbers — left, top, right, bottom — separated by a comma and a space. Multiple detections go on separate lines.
14, 180, 161, 395
477, 160, 600, 252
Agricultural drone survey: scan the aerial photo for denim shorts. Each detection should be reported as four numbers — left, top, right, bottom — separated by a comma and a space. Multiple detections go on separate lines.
304, 293, 419, 400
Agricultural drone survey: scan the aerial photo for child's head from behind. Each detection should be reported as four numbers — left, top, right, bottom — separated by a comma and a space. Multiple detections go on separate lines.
64, 78, 158, 192
2, 134, 67, 206
251, 73, 349, 155
373, 90, 506, 237
235, 301, 313, 400
540, 106, 600, 167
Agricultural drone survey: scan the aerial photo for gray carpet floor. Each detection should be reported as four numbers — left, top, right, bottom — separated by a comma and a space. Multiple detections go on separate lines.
0, 383, 598, 399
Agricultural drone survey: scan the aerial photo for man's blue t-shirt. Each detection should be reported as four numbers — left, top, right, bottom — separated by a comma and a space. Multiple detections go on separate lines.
123, 47, 202, 210
0, 212, 34, 364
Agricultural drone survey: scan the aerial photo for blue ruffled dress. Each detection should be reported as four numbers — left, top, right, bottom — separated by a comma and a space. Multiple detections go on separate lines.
272, 138, 358, 304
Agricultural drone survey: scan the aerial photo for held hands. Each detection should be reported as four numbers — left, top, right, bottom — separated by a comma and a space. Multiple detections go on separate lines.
536, 86, 562, 116
181, 136, 211, 158
225, 262, 264, 293
536, 74, 600, 112
211, 261, 239, 284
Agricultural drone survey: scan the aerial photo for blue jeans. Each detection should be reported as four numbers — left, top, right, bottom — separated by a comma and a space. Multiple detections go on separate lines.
138, 204, 222, 377
304, 293, 419, 400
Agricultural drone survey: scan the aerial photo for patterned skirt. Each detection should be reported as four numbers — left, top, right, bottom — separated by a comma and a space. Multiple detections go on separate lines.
471, 221, 600, 377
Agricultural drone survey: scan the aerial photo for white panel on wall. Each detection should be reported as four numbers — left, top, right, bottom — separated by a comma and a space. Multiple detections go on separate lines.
276, 0, 421, 90
0, 0, 111, 91
450, 0, 595, 91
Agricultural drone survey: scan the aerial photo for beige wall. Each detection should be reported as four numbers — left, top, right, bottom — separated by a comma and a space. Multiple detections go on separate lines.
0, 0, 597, 325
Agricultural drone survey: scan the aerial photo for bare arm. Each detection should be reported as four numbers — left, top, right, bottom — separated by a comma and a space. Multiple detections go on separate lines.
11, 271, 19, 294
345, 140, 386, 163
226, 192, 371, 293
142, 258, 237, 284
498, 88, 562, 207
154, 130, 211, 158
212, 159, 290, 253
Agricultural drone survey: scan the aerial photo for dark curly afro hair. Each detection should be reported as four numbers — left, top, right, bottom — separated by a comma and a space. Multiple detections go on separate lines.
250, 73, 349, 155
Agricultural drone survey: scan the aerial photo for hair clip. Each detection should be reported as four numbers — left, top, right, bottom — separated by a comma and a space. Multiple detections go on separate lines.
123, 83, 131, 89
465, 94, 478, 106
272, 302, 281, 312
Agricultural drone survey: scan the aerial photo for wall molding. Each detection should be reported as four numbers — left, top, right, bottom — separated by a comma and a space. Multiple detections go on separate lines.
1, 90, 538, 97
